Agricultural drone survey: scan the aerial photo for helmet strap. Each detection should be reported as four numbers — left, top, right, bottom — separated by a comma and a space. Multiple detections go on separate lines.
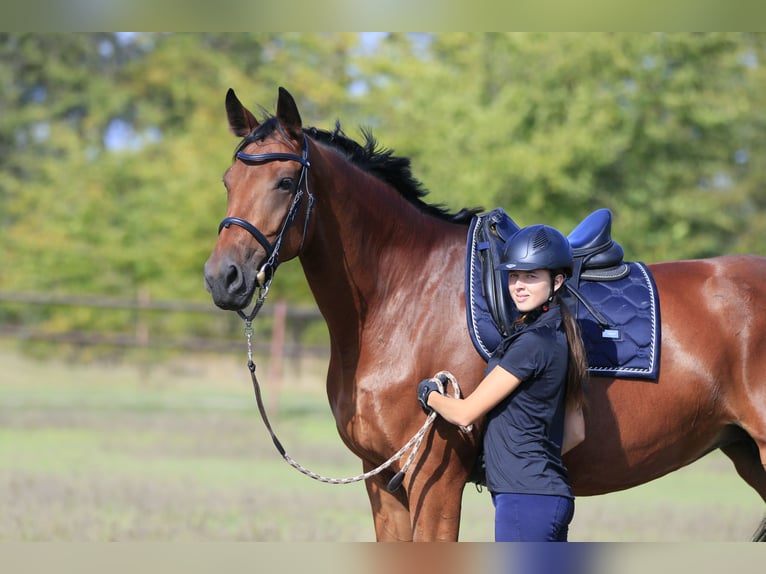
542, 271, 557, 312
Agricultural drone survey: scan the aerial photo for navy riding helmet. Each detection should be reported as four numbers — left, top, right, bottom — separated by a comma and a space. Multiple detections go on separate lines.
496, 224, 574, 276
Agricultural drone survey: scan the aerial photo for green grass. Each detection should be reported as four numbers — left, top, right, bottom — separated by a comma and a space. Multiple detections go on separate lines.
0, 348, 763, 541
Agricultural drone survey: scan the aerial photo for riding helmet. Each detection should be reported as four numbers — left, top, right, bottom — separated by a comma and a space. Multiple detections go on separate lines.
496, 224, 574, 276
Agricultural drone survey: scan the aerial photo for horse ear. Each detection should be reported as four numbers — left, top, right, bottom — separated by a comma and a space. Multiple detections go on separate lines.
226, 88, 259, 137
276, 87, 303, 138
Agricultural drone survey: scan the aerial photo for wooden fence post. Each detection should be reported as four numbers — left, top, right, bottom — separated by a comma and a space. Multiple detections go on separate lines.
136, 287, 151, 378
268, 300, 288, 415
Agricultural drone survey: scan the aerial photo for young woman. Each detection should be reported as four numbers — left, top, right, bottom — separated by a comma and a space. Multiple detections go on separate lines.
418, 224, 588, 542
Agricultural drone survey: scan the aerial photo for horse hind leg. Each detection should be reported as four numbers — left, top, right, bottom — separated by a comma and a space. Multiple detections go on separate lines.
720, 433, 766, 541
753, 515, 766, 542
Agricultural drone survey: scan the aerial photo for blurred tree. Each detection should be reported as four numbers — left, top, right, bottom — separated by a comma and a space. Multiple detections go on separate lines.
0, 33, 363, 339
353, 33, 766, 261
2, 33, 766, 346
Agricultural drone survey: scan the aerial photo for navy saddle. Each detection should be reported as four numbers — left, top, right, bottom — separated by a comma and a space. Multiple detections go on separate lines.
465, 208, 661, 380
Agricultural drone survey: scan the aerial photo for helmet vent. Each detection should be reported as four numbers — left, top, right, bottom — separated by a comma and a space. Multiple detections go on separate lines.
532, 227, 549, 250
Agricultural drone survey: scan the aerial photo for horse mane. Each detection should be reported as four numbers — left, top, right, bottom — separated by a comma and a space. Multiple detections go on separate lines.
234, 116, 480, 225
306, 123, 481, 224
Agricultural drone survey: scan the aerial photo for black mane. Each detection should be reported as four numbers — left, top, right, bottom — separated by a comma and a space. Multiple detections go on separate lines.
306, 123, 481, 224
235, 116, 481, 225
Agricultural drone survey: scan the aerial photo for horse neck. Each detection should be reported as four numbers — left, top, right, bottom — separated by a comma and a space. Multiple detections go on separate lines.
299, 144, 459, 338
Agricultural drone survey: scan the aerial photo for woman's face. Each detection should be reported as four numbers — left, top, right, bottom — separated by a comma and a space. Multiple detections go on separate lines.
508, 270, 564, 312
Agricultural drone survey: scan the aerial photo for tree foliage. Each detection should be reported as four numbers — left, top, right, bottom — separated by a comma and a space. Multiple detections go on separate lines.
2, 33, 766, 338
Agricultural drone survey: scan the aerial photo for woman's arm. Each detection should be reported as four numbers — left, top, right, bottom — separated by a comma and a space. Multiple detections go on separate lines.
425, 366, 522, 428
562, 402, 585, 454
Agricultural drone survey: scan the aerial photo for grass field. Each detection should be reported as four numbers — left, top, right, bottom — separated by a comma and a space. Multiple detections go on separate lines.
0, 347, 763, 542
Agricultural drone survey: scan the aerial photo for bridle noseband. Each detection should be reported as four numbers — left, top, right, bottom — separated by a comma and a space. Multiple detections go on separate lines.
217, 133, 314, 318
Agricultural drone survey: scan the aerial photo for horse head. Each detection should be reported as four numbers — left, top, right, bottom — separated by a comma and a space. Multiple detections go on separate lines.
204, 87, 314, 311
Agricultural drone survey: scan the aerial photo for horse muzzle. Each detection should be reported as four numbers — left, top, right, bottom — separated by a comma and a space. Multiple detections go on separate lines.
203, 252, 261, 311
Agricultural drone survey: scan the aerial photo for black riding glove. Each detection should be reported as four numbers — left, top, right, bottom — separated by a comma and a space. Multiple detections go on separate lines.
417, 378, 442, 414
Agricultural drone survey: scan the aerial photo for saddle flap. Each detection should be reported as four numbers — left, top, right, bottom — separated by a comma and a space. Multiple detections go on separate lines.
477, 208, 519, 337
487, 207, 519, 243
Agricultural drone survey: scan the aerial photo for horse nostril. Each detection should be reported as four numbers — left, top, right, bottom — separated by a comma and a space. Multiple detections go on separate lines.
225, 264, 243, 293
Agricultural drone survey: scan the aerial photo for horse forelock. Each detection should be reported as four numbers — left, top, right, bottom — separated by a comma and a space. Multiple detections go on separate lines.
232, 116, 294, 160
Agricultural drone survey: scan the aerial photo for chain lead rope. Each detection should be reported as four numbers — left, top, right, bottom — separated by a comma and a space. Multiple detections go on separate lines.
241, 318, 469, 490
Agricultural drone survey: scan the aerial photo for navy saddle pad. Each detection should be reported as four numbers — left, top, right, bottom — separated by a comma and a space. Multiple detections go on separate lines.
465, 208, 661, 380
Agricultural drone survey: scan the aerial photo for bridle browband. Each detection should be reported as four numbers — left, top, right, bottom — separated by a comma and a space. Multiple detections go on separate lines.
217, 132, 314, 320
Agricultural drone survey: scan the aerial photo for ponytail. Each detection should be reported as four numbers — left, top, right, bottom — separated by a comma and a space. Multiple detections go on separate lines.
558, 295, 588, 410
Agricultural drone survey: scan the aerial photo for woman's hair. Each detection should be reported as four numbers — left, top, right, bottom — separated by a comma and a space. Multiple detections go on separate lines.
557, 290, 588, 410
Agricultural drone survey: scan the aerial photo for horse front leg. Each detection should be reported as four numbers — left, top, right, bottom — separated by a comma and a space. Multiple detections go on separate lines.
407, 438, 472, 541
410, 478, 465, 541
364, 467, 464, 542
364, 465, 414, 541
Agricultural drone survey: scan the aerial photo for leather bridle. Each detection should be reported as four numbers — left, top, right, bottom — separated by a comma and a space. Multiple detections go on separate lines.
217, 133, 314, 319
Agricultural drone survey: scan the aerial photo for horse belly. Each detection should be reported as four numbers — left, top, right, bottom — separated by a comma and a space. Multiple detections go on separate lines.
565, 374, 725, 496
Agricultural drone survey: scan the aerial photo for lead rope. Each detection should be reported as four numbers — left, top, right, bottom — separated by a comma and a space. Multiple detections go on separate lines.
242, 321, 470, 491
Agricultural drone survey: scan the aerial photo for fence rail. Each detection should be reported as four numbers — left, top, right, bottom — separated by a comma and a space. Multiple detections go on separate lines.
0, 290, 328, 359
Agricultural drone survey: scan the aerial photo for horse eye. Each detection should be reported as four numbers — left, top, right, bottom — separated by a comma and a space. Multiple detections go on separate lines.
277, 178, 294, 191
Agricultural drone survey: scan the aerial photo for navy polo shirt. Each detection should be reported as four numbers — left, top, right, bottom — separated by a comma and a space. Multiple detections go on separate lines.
483, 304, 573, 498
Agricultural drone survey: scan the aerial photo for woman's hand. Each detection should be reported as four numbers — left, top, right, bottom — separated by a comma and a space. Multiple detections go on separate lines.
417, 378, 443, 413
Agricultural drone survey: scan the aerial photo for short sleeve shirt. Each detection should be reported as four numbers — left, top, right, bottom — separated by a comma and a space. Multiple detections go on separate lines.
483, 305, 573, 498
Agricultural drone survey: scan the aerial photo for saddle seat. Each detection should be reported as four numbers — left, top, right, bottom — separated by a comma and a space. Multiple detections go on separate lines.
568, 208, 626, 276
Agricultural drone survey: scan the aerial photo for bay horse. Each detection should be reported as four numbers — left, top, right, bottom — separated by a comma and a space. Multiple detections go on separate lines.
204, 87, 766, 541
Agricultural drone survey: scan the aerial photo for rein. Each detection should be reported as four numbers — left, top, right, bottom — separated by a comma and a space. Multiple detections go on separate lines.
244, 318, 468, 492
